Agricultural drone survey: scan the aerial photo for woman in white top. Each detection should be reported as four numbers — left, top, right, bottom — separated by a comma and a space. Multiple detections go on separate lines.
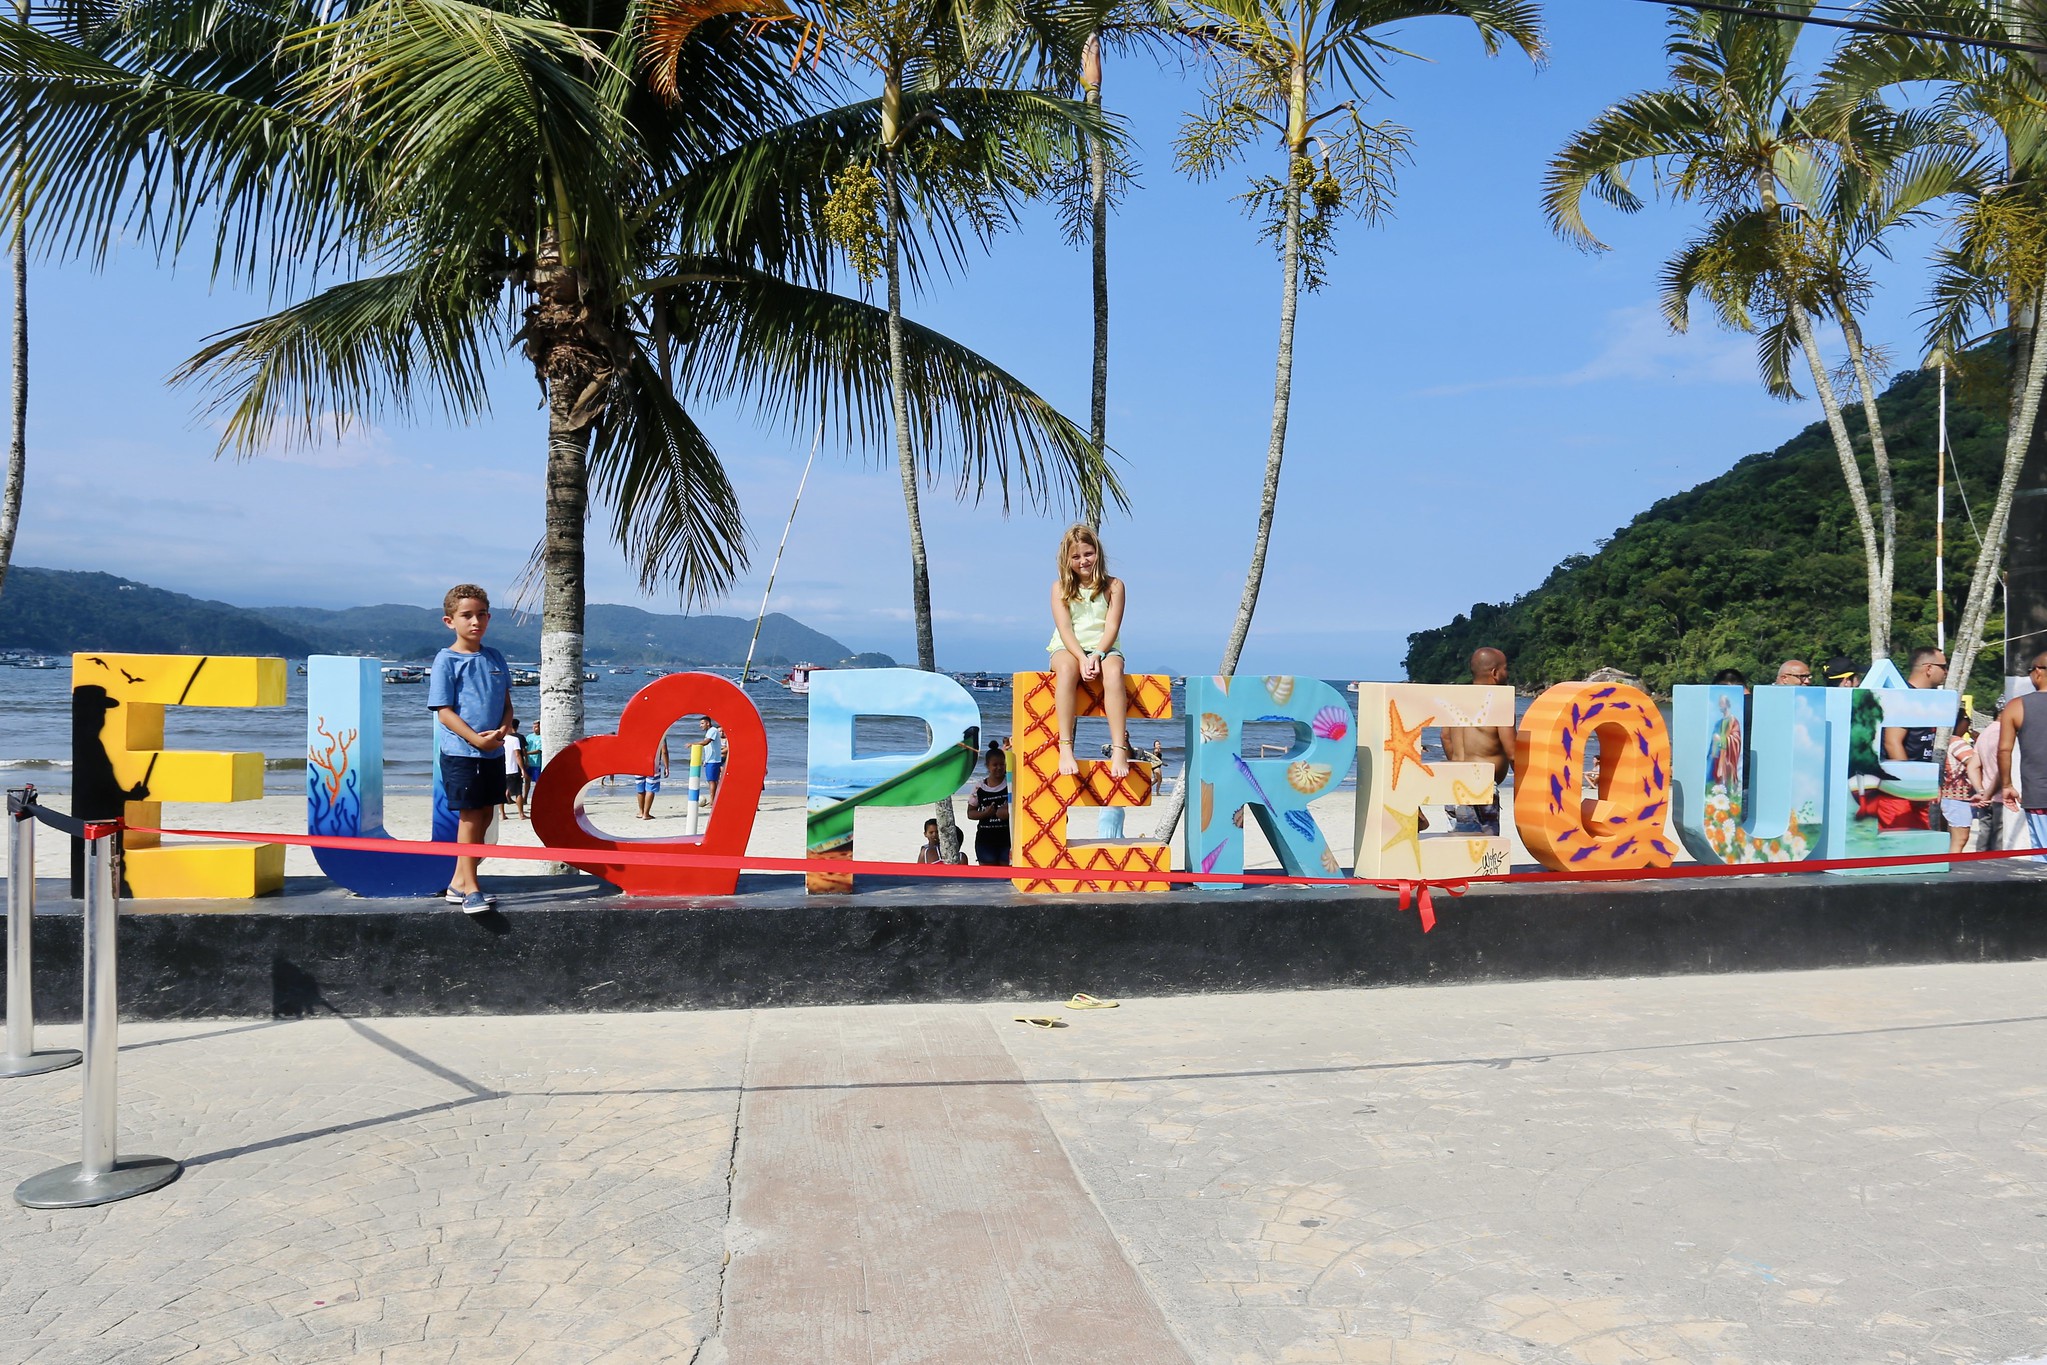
1047, 523, 1130, 778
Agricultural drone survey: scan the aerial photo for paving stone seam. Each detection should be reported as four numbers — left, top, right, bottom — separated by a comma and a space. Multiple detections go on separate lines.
994, 1009, 1205, 1363
688, 1007, 753, 1365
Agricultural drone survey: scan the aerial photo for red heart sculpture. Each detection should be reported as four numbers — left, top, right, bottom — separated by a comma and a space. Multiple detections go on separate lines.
530, 673, 765, 895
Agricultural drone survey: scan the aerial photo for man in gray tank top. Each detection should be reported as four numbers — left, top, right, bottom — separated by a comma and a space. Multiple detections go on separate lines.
1996, 650, 2047, 859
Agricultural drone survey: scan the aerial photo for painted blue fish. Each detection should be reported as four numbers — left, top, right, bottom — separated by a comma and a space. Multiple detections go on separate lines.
1592, 686, 1618, 699
1611, 837, 1638, 858
1283, 809, 1318, 843
1583, 702, 1605, 720
1569, 844, 1597, 863
1548, 773, 1565, 812
1562, 730, 1574, 759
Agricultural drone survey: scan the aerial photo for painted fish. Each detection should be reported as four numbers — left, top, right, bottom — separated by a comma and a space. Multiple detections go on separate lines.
1283, 808, 1318, 843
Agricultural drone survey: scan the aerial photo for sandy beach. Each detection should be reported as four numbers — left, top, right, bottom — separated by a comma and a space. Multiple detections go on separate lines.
16, 780, 1553, 888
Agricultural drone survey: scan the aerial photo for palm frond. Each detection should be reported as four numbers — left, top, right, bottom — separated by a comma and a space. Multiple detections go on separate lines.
666, 259, 1123, 515
171, 267, 504, 457
588, 347, 751, 600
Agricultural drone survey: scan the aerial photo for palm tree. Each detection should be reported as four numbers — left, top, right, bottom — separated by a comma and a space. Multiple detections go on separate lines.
0, 0, 29, 605
1822, 0, 2047, 706
1152, 0, 1541, 841
1177, 0, 1540, 674
1545, 1, 1957, 662
9, 0, 1114, 754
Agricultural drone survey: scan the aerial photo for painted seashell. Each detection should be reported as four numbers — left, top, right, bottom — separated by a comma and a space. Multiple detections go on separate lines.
1200, 713, 1229, 743
1321, 848, 1341, 875
1231, 805, 1246, 828
1264, 675, 1295, 704
1286, 761, 1333, 795
1310, 706, 1349, 741
1200, 781, 1214, 830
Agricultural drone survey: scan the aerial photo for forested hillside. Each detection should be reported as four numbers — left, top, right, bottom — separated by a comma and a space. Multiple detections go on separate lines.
1404, 357, 2009, 693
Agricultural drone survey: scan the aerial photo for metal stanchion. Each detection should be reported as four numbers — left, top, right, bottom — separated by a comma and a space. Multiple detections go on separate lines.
16, 828, 180, 1208
3, 790, 80, 1079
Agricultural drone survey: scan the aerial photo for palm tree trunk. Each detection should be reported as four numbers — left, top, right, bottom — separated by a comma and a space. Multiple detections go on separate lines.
539, 412, 588, 753
1950, 289, 2047, 708
1788, 301, 1889, 661
1837, 306, 1895, 657
883, 129, 962, 860
0, 1, 25, 605
1085, 33, 1108, 527
1160, 92, 1308, 846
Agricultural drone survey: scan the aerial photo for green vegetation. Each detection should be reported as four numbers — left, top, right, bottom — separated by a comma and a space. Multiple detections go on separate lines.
0, 567, 880, 665
1403, 357, 2007, 694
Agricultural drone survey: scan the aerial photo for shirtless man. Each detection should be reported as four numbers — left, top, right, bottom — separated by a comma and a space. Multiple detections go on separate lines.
1441, 647, 1518, 836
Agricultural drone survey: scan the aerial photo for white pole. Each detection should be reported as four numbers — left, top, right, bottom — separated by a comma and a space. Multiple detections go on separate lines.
742, 422, 825, 684
1937, 362, 1948, 655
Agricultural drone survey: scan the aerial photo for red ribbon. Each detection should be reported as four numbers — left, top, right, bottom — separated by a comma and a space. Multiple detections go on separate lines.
108, 821, 2047, 936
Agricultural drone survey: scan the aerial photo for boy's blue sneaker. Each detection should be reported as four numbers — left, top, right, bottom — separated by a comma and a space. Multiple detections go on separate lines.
459, 892, 492, 916
444, 888, 497, 907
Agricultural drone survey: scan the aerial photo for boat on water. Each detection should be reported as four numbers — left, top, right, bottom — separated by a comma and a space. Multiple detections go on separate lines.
953, 671, 1007, 693
382, 665, 427, 685
0, 652, 57, 669
782, 662, 824, 695
583, 670, 598, 682
608, 667, 636, 675
511, 669, 540, 687
645, 668, 666, 676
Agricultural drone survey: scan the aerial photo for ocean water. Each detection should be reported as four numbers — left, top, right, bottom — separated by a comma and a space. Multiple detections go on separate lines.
0, 666, 1262, 796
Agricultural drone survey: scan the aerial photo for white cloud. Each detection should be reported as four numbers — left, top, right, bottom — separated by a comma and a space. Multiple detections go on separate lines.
1420, 302, 1758, 397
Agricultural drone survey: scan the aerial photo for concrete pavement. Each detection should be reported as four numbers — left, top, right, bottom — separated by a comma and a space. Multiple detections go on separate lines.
2, 962, 2045, 1362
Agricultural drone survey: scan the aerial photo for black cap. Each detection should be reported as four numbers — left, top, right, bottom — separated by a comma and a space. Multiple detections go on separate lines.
1822, 656, 1858, 682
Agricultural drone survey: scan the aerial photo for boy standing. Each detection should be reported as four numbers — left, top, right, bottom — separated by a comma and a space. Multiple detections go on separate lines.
699, 715, 725, 809
428, 584, 514, 914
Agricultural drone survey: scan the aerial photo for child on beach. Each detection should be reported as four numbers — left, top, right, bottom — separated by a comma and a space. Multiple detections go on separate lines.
427, 584, 515, 914
1048, 523, 1130, 778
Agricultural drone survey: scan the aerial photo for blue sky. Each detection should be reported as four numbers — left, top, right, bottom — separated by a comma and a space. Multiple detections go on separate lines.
11, 2, 1946, 676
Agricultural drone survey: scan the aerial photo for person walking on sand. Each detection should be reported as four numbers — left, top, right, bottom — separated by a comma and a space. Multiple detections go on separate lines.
636, 738, 671, 820
1997, 651, 2047, 860
1939, 706, 1986, 855
501, 718, 530, 821
699, 715, 724, 810
428, 584, 514, 915
967, 743, 1011, 866
1048, 524, 1131, 778
1442, 647, 1517, 836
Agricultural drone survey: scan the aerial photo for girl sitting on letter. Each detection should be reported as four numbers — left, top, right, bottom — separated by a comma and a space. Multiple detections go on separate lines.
1047, 523, 1130, 778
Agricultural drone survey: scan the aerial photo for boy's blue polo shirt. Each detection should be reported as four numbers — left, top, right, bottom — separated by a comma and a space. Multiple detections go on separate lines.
427, 646, 512, 757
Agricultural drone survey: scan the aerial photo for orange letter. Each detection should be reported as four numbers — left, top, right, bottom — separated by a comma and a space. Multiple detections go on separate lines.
1515, 681, 1675, 872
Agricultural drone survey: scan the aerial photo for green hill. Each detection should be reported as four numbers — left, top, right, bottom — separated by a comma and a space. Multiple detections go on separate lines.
0, 567, 887, 666
1403, 358, 2008, 693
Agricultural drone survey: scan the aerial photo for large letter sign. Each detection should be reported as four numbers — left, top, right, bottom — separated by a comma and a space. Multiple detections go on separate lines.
70, 652, 287, 898
1353, 683, 1514, 879
529, 673, 765, 895
804, 669, 982, 894
1182, 675, 1354, 889
1011, 671, 1173, 893
1515, 681, 1675, 872
1819, 659, 1953, 876
305, 655, 457, 896
1671, 683, 1829, 864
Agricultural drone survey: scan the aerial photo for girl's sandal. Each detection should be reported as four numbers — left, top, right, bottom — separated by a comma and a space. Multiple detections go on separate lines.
1065, 993, 1118, 1010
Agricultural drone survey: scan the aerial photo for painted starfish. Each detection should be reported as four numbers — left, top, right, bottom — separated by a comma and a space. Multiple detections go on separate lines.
1384, 698, 1435, 791
1381, 804, 1425, 870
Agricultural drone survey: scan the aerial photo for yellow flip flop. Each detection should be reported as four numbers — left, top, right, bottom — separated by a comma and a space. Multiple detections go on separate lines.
1014, 1016, 1067, 1029
1065, 993, 1119, 1010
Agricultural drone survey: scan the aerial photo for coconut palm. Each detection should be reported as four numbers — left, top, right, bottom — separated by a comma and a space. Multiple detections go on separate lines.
1151, 0, 1541, 842
1, 0, 29, 605
7, 0, 1115, 752
1176, 0, 1540, 676
1545, 0, 1962, 662
1821, 0, 2047, 705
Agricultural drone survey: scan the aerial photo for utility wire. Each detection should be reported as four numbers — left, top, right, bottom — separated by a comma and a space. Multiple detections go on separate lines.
1634, 0, 2047, 57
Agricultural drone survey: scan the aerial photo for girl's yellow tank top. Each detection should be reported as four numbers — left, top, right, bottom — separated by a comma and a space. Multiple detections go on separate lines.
1047, 584, 1120, 654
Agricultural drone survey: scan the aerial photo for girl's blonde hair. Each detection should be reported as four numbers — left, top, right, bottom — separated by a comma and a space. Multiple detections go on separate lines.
1056, 523, 1109, 603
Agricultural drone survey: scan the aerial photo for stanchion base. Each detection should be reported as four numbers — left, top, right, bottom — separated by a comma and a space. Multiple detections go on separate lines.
0, 1049, 82, 1079
15, 1155, 182, 1209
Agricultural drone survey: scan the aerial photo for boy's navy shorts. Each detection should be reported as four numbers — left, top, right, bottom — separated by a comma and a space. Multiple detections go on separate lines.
442, 755, 506, 813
